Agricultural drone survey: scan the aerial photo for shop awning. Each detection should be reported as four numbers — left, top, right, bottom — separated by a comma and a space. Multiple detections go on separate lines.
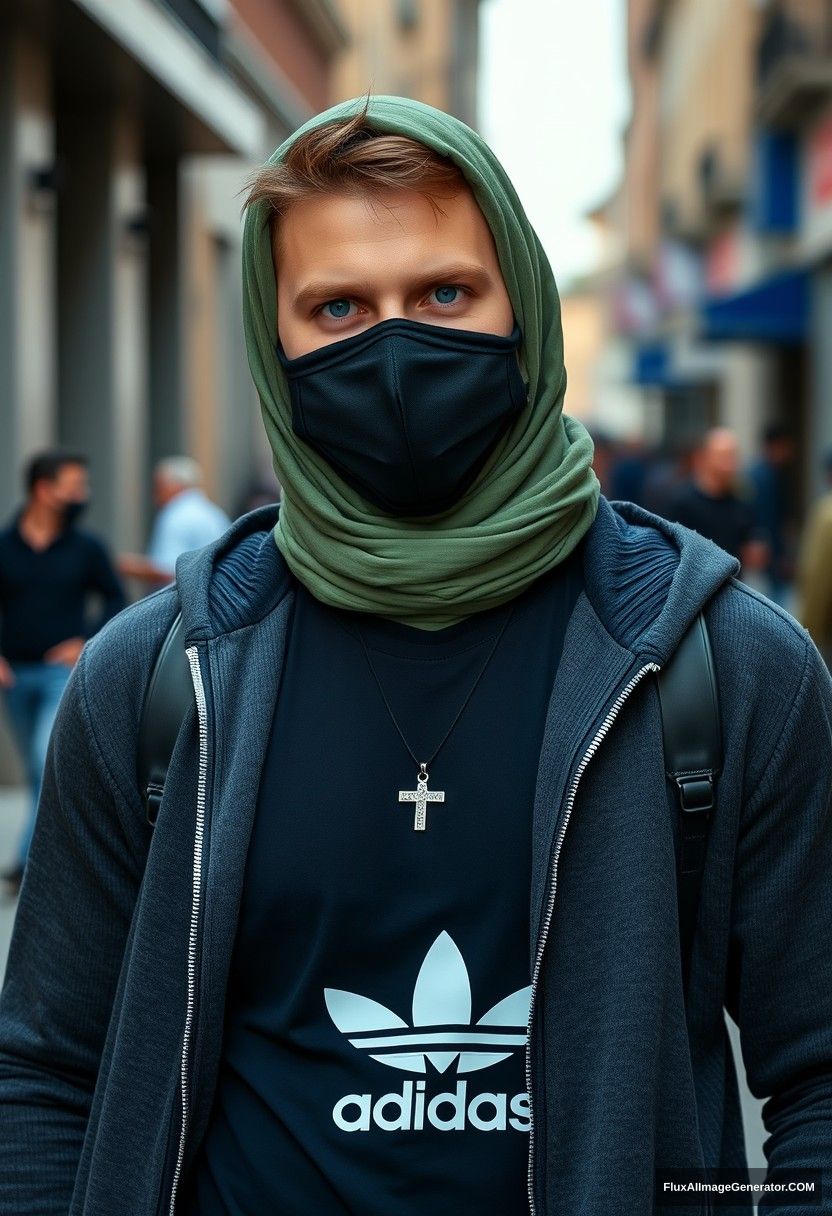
633, 342, 672, 386
701, 268, 808, 344
632, 341, 702, 387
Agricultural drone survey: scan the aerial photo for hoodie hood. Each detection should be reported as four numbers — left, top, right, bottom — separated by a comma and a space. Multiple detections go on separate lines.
241, 93, 600, 629
174, 496, 740, 664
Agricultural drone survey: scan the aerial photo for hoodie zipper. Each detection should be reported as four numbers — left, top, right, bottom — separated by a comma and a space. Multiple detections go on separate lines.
163, 643, 210, 1216
525, 660, 661, 1216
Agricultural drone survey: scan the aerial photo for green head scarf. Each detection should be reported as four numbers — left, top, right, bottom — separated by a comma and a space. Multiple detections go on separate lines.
241, 94, 600, 629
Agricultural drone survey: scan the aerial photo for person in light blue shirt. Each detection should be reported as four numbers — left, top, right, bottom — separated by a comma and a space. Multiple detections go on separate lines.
147, 458, 232, 575
119, 457, 232, 587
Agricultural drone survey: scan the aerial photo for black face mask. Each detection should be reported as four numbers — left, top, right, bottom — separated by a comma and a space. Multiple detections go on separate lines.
58, 497, 91, 526
276, 317, 528, 517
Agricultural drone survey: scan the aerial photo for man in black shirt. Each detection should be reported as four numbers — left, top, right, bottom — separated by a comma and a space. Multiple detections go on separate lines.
0, 450, 126, 896
664, 426, 768, 574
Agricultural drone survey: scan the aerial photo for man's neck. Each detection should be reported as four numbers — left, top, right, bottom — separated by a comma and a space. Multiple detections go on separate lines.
18, 501, 63, 550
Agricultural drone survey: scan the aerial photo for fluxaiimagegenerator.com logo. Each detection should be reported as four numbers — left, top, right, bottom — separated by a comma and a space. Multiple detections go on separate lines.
324, 930, 532, 1132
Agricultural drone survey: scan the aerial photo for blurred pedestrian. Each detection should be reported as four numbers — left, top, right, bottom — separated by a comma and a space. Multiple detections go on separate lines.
609, 434, 650, 507
746, 421, 797, 607
0, 450, 126, 897
118, 457, 231, 588
795, 448, 832, 666
641, 437, 696, 520
664, 427, 768, 574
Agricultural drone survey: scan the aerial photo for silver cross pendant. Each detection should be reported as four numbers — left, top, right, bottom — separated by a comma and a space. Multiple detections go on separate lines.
398, 763, 446, 831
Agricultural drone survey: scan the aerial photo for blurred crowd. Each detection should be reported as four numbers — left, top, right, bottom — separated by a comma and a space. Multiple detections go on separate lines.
591, 421, 832, 665
3, 430, 832, 899
0, 451, 235, 897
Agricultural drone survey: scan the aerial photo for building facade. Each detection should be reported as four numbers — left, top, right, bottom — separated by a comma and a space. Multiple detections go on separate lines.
596, 0, 832, 516
0, 0, 486, 554
0, 0, 346, 551
0, 0, 346, 780
332, 0, 481, 125
0, 0, 488, 782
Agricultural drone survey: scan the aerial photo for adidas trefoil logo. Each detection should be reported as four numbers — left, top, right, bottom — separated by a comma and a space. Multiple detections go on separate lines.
324, 930, 531, 1076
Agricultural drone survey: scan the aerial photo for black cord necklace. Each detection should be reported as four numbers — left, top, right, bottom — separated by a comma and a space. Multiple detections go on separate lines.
352, 604, 515, 830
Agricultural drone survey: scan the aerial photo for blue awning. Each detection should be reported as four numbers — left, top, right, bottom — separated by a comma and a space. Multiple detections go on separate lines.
632, 341, 702, 388
701, 268, 808, 344
632, 342, 671, 386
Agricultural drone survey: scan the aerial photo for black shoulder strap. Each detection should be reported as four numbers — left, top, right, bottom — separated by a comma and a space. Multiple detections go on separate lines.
655, 611, 722, 993
137, 610, 194, 827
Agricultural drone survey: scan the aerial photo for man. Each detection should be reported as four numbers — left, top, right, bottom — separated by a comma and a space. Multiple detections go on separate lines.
664, 426, 769, 574
0, 450, 125, 897
1, 97, 830, 1215
118, 456, 231, 587
609, 433, 651, 507
796, 448, 832, 666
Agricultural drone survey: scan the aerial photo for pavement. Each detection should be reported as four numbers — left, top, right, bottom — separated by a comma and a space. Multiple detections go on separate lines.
0, 785, 766, 1172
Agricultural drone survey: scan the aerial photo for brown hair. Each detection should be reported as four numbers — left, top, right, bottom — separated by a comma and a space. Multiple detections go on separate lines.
243, 102, 466, 246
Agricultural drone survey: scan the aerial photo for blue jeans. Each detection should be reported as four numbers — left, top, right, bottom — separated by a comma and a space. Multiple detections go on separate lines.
2, 661, 72, 868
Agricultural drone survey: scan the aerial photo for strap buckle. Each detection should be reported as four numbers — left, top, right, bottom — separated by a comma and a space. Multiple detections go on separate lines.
675, 774, 714, 815
676, 774, 714, 877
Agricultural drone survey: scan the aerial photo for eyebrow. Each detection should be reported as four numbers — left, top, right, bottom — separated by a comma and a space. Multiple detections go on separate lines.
291, 262, 494, 310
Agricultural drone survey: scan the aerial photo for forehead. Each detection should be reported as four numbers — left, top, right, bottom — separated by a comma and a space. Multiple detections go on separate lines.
274, 184, 502, 283
56, 462, 87, 481
706, 432, 737, 453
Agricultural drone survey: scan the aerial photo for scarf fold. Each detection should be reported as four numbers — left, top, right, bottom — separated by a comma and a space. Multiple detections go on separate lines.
241, 94, 600, 629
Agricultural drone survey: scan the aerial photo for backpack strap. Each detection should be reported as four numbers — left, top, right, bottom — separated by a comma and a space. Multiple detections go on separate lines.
137, 610, 194, 826
655, 610, 722, 994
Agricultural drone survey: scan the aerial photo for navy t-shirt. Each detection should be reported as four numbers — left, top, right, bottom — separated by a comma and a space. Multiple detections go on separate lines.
0, 509, 126, 661
664, 481, 758, 563
181, 542, 585, 1215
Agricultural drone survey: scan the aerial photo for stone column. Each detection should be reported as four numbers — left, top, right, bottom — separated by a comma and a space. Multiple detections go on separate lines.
147, 158, 185, 465
0, 28, 57, 519
0, 28, 55, 785
56, 107, 148, 552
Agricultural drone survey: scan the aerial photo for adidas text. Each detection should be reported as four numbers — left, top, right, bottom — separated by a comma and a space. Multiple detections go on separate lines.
332, 1079, 530, 1133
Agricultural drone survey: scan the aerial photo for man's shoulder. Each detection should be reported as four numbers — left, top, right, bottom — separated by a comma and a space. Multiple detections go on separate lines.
706, 576, 821, 742
82, 584, 180, 709
702, 578, 832, 814
710, 575, 811, 665
166, 488, 211, 518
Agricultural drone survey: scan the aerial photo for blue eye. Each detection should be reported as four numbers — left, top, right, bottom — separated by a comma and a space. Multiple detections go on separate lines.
322, 299, 354, 319
432, 285, 460, 305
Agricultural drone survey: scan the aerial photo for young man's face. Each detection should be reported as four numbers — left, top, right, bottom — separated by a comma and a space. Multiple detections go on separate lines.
698, 431, 739, 491
36, 462, 89, 509
274, 182, 514, 360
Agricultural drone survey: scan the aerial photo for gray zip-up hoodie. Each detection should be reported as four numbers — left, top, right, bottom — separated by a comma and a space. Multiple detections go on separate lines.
1, 494, 831, 1216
